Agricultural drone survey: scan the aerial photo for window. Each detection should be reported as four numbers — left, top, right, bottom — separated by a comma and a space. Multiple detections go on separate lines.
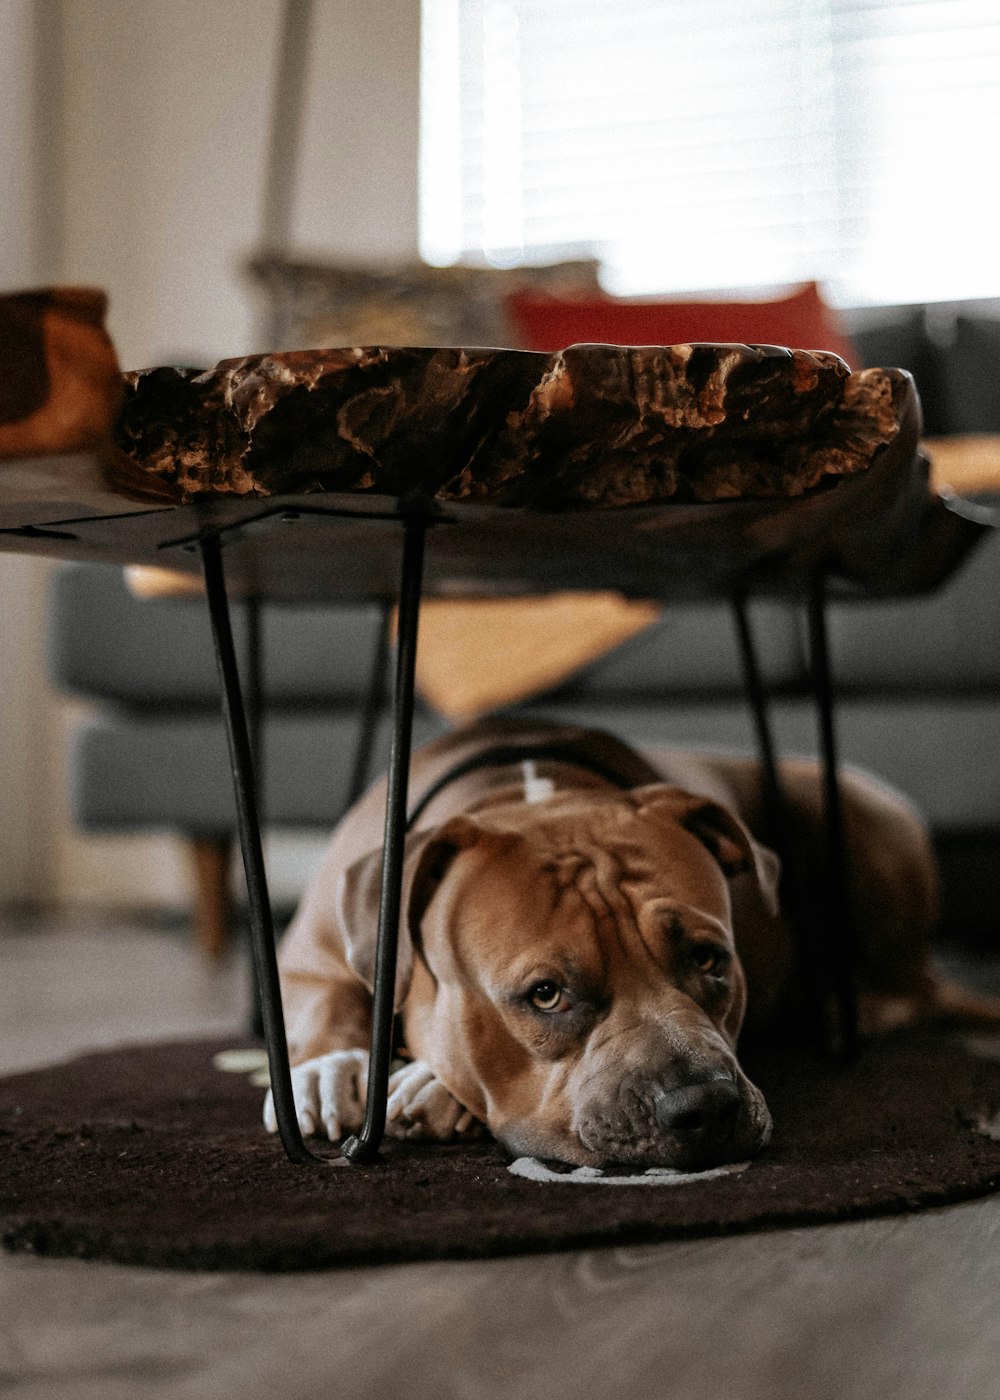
420, 0, 1000, 305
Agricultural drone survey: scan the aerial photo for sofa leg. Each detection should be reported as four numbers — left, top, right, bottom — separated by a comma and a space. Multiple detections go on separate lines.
188, 835, 233, 960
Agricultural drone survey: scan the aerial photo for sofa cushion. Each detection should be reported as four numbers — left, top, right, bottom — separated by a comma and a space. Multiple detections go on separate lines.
68, 708, 445, 832
245, 254, 601, 352
848, 306, 950, 437
506, 282, 857, 365
48, 563, 391, 708
510, 696, 1000, 832
941, 316, 1000, 434
822, 526, 1000, 694
537, 599, 805, 699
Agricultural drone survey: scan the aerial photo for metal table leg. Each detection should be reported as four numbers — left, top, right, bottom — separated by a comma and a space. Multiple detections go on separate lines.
200, 533, 324, 1165
243, 592, 265, 1038
806, 572, 859, 1059
732, 590, 829, 1036
732, 590, 785, 840
245, 593, 264, 811
342, 516, 426, 1164
344, 598, 392, 813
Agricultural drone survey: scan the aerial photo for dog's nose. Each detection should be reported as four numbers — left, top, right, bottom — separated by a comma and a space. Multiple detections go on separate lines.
652, 1075, 741, 1137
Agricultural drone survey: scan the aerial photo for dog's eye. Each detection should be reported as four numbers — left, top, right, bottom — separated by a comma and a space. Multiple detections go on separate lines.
690, 944, 726, 976
528, 980, 568, 1013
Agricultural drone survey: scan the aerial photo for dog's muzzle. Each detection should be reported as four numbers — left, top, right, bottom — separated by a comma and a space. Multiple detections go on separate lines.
652, 1072, 742, 1139
573, 1062, 770, 1169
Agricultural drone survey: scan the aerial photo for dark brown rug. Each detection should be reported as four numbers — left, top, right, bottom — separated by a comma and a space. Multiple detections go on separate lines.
3, 1032, 1000, 1272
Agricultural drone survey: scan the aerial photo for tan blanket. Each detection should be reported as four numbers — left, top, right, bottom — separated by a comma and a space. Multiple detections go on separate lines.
408, 593, 659, 721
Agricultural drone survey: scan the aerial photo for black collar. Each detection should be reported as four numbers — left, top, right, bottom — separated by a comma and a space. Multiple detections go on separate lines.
406, 741, 635, 831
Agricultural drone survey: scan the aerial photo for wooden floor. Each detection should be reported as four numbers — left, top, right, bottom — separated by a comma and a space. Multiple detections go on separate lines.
3, 915, 1000, 1400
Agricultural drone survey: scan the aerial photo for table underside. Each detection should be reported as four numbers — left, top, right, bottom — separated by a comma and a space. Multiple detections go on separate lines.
0, 457, 986, 603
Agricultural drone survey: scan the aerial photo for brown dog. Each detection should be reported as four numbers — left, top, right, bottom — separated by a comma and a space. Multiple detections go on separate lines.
265, 719, 998, 1169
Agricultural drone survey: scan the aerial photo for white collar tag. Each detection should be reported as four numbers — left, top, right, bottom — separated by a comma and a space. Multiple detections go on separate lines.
521, 759, 555, 804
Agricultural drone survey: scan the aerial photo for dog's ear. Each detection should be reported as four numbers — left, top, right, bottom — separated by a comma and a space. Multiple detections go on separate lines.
335, 817, 482, 1004
635, 786, 781, 916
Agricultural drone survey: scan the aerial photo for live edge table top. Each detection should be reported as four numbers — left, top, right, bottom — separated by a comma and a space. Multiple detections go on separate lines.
0, 313, 989, 603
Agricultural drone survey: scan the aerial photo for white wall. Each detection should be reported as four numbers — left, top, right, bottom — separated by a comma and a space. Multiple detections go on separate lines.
58, 0, 422, 370
58, 0, 282, 369
0, 0, 60, 905
1, 0, 423, 911
1, 0, 41, 278
295, 0, 421, 260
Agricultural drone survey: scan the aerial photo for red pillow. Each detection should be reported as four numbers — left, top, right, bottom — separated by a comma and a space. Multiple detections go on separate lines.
506, 281, 858, 368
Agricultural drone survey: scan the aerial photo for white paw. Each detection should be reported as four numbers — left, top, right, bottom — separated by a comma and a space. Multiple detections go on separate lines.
262, 1048, 368, 1141
385, 1059, 479, 1141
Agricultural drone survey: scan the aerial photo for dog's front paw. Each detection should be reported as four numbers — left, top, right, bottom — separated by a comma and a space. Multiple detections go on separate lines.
262, 1048, 368, 1141
385, 1059, 481, 1141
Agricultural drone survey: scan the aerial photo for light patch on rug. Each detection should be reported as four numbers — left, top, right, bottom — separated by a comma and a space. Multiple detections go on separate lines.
970, 1108, 1000, 1142
508, 1157, 750, 1186
213, 1047, 271, 1089
213, 1048, 269, 1074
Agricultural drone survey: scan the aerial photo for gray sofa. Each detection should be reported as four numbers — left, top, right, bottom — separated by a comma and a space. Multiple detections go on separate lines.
46, 300, 1000, 951
845, 297, 1000, 438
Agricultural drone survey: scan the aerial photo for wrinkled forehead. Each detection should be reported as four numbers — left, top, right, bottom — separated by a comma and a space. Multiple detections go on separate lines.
444, 796, 734, 957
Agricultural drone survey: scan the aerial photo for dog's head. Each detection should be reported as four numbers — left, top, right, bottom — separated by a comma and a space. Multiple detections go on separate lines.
337, 785, 778, 1169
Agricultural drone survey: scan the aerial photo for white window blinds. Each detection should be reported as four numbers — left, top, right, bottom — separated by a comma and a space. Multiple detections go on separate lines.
420, 0, 1000, 304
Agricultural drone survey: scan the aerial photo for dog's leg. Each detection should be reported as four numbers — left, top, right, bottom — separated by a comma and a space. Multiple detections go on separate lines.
263, 1050, 480, 1141
923, 977, 1000, 1030
385, 1060, 481, 1140
262, 956, 378, 1140
858, 977, 1000, 1034
777, 762, 1000, 1035
263, 1048, 369, 1140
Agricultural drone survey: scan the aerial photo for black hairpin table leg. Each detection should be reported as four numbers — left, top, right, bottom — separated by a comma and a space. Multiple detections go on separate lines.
732, 590, 828, 1033
343, 598, 393, 813
806, 572, 859, 1060
200, 533, 324, 1165
343, 517, 426, 1164
732, 590, 785, 842
245, 593, 264, 812
242, 593, 267, 1038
